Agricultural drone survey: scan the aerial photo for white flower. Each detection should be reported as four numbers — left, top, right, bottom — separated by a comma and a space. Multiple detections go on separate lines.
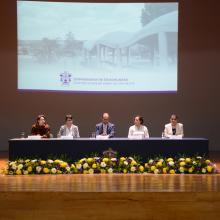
31, 159, 37, 164
124, 161, 128, 166
17, 164, 23, 170
168, 161, 175, 166
202, 168, 206, 173
9, 161, 16, 166
51, 168, 57, 174
148, 159, 154, 165
36, 166, 42, 173
130, 166, 136, 172
179, 167, 185, 173
83, 163, 89, 169
76, 164, 82, 170
107, 168, 113, 174
12, 164, 17, 170
88, 168, 94, 174
111, 158, 117, 162
47, 159, 54, 164
179, 158, 185, 162
196, 156, 202, 159
23, 170, 29, 175
100, 162, 107, 168
154, 169, 159, 174
66, 167, 70, 172
193, 161, 197, 165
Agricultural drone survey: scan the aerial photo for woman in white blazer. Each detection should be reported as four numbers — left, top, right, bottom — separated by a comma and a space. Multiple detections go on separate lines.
164, 114, 184, 138
128, 115, 149, 138
58, 114, 80, 138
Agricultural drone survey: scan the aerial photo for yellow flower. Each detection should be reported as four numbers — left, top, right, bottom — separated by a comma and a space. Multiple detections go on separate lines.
16, 169, 22, 175
79, 158, 86, 163
188, 167, 194, 173
88, 168, 94, 174
156, 161, 163, 167
40, 160, 46, 165
87, 158, 93, 163
163, 167, 167, 174
167, 158, 173, 162
92, 163, 97, 169
103, 158, 109, 162
57, 170, 62, 174
139, 166, 144, 172
123, 169, 127, 174
180, 161, 186, 166
120, 157, 126, 161
71, 164, 76, 169
3, 169, 9, 175
179, 167, 185, 173
205, 160, 211, 164
185, 158, 191, 163
144, 163, 149, 168
169, 169, 175, 174
27, 166, 33, 173
43, 167, 49, 174
54, 159, 61, 164
207, 165, 213, 173
150, 166, 156, 172
131, 160, 137, 166
25, 159, 30, 163
60, 162, 67, 168
83, 170, 89, 174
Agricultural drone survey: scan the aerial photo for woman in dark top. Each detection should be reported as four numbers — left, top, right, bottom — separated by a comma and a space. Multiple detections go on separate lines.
31, 114, 50, 138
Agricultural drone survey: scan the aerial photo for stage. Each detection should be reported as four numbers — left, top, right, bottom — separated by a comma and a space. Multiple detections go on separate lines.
1, 151, 220, 220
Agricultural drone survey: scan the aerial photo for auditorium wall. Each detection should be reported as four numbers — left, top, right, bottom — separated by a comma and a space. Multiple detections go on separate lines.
0, 0, 220, 151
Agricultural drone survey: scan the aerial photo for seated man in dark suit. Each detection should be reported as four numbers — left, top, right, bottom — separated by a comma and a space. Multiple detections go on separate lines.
96, 113, 115, 138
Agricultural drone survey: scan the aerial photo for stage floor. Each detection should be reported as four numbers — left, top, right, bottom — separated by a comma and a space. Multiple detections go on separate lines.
1, 152, 220, 220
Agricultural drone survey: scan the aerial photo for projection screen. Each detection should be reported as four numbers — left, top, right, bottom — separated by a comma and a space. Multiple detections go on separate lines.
17, 1, 179, 93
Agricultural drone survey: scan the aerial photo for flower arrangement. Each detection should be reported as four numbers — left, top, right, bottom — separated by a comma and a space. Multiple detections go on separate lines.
1, 155, 218, 175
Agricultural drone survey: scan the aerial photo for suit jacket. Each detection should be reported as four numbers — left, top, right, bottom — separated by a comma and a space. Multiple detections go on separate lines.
96, 122, 115, 138
58, 125, 80, 138
164, 123, 184, 137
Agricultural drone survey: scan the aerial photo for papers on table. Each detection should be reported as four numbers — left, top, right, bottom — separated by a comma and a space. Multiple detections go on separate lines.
96, 135, 109, 140
27, 135, 41, 140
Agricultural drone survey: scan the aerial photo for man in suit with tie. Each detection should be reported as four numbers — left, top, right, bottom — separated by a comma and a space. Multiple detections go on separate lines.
96, 113, 115, 138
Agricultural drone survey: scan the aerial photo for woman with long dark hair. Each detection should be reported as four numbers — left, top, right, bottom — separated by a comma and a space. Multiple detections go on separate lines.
31, 114, 51, 138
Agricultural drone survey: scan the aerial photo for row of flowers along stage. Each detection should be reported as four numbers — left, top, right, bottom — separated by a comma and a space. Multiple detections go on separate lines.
1, 155, 218, 175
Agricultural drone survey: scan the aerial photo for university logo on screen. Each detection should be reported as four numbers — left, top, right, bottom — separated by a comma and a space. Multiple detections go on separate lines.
60, 71, 72, 86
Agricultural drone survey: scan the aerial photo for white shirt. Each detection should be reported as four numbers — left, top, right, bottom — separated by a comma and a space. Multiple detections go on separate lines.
128, 125, 149, 138
65, 125, 74, 136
